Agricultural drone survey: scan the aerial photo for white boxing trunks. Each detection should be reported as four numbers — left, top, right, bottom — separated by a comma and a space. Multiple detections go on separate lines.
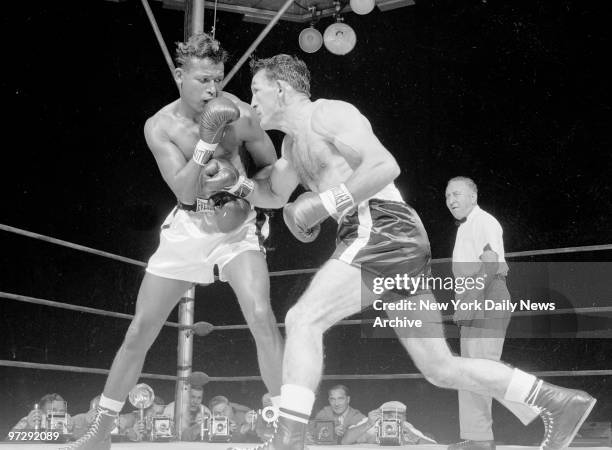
146, 206, 267, 284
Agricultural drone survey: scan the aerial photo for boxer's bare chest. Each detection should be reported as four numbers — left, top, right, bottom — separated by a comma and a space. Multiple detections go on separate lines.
169, 120, 245, 174
287, 132, 349, 190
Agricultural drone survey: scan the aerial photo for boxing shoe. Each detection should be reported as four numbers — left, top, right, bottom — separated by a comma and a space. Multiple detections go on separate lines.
229, 416, 307, 450
527, 380, 596, 450
60, 407, 117, 450
448, 440, 496, 450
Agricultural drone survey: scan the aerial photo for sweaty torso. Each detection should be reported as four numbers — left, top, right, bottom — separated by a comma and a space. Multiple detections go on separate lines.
284, 100, 357, 193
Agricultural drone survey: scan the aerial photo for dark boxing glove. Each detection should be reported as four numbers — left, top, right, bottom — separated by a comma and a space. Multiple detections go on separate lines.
209, 192, 251, 233
193, 97, 240, 166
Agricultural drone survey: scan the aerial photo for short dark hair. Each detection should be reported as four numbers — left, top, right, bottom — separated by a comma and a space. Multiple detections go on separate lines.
250, 54, 311, 98
209, 395, 229, 410
175, 33, 228, 67
328, 384, 349, 397
448, 176, 478, 194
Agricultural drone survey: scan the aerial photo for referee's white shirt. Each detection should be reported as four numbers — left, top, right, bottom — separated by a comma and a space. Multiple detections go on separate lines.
452, 205, 508, 278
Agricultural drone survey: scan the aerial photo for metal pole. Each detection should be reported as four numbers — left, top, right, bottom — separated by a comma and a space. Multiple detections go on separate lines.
140, 0, 178, 91
174, 286, 195, 440
185, 0, 206, 40
222, 0, 295, 88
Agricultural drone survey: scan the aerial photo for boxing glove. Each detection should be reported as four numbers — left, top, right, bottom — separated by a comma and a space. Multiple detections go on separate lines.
197, 159, 240, 198
283, 192, 328, 243
209, 192, 251, 233
193, 97, 240, 166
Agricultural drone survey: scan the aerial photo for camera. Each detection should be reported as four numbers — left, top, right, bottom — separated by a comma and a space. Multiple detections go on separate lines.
150, 415, 173, 441
47, 411, 69, 434
209, 416, 231, 442
261, 406, 279, 424
312, 420, 336, 444
377, 417, 402, 446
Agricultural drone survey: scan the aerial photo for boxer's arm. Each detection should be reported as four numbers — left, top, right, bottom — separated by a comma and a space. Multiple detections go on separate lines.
311, 101, 400, 204
144, 115, 202, 204
247, 156, 300, 208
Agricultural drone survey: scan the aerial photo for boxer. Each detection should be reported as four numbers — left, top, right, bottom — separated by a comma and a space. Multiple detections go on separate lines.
64, 34, 284, 450
232, 54, 596, 450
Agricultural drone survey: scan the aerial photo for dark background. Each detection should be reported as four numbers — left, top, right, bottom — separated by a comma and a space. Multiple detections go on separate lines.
1, 0, 611, 443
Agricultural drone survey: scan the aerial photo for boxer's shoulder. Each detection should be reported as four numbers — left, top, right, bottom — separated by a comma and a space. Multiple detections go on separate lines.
313, 98, 358, 113
145, 100, 187, 137
311, 99, 367, 140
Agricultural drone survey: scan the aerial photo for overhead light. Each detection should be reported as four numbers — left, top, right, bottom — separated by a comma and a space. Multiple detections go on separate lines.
350, 0, 375, 15
324, 1, 356, 55
323, 22, 356, 55
299, 27, 323, 53
299, 7, 323, 53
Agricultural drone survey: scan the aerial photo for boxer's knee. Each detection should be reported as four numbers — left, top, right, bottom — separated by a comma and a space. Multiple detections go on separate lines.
285, 301, 328, 336
418, 355, 459, 388
123, 316, 160, 352
243, 296, 277, 337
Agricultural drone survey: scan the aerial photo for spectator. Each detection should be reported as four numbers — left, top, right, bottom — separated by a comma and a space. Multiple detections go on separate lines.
341, 401, 436, 445
163, 385, 211, 437
208, 395, 254, 442
9, 393, 74, 434
248, 393, 278, 443
313, 385, 365, 442
125, 395, 166, 441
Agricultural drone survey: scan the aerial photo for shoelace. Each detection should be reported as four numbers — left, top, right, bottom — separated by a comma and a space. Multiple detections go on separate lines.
230, 421, 278, 450
61, 408, 108, 450
453, 440, 476, 447
539, 410, 554, 450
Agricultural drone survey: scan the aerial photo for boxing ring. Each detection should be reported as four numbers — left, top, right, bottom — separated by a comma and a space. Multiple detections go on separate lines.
1, 221, 611, 449
2, 1, 612, 449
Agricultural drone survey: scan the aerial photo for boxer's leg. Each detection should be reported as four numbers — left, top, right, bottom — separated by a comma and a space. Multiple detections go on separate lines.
386, 298, 596, 449
65, 273, 192, 449
283, 259, 373, 392
224, 250, 284, 397
103, 273, 192, 401
271, 258, 374, 447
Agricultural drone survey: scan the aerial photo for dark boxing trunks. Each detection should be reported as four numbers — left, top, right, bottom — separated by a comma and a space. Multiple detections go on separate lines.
331, 199, 432, 298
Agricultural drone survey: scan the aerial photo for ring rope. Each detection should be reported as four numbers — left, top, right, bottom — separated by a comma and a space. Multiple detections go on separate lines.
0, 224, 146, 267
185, 305, 612, 331
1, 360, 610, 381
2, 223, 610, 275
0, 291, 179, 328
2, 290, 609, 331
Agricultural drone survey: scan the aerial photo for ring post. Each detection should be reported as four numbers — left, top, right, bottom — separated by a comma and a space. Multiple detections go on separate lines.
184, 0, 206, 41
174, 285, 195, 440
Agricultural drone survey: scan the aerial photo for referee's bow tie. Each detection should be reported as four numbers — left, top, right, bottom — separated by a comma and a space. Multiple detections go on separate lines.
455, 217, 467, 226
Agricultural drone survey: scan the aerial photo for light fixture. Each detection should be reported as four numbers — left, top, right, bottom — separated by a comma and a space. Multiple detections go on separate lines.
323, 2, 356, 55
350, 0, 375, 15
299, 7, 323, 53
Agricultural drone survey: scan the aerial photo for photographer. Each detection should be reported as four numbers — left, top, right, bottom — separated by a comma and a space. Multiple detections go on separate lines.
125, 395, 166, 442
313, 385, 365, 442
210, 395, 254, 442
8, 393, 74, 435
342, 401, 435, 445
